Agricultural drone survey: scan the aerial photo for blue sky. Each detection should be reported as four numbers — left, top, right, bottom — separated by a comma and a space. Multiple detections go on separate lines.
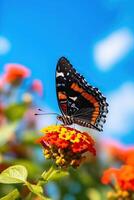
0, 0, 134, 144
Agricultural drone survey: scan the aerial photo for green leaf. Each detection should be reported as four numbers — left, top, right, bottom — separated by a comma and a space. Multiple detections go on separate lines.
5, 103, 27, 121
0, 165, 28, 184
41, 166, 69, 182
12, 159, 43, 180
0, 123, 17, 146
0, 189, 20, 200
26, 182, 51, 200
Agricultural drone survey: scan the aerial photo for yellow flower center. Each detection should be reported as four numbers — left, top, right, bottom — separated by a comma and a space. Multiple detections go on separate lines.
40, 125, 61, 133
40, 125, 93, 145
40, 125, 87, 143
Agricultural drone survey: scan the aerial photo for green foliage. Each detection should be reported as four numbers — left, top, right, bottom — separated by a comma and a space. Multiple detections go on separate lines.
41, 166, 69, 182
87, 188, 102, 200
26, 182, 43, 195
0, 164, 71, 200
12, 159, 43, 180
0, 123, 17, 146
0, 189, 20, 200
5, 103, 27, 121
22, 131, 39, 145
25, 182, 51, 200
0, 165, 28, 184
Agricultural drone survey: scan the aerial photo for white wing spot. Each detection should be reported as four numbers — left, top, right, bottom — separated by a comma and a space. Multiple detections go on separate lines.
56, 72, 64, 77
69, 97, 77, 101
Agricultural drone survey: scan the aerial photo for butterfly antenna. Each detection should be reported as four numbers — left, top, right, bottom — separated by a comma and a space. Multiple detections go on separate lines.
37, 108, 45, 112
35, 113, 59, 116
35, 108, 59, 116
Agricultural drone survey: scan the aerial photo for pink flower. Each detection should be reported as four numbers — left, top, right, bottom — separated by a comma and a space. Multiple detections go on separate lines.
31, 79, 43, 96
0, 76, 5, 90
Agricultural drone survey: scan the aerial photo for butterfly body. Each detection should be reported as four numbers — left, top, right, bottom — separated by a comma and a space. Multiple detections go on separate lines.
57, 114, 100, 130
56, 57, 108, 131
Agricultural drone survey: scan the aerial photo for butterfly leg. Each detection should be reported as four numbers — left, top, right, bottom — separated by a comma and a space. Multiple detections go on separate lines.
56, 119, 58, 126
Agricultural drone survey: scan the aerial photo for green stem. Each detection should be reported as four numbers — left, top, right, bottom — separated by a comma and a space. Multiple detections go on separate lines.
42, 165, 55, 180
37, 165, 56, 186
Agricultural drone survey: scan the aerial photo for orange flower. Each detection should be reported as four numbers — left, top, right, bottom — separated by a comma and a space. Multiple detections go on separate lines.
122, 148, 134, 166
4, 63, 30, 85
118, 165, 134, 191
125, 152, 134, 166
37, 125, 96, 168
31, 79, 43, 96
101, 165, 134, 191
101, 167, 119, 185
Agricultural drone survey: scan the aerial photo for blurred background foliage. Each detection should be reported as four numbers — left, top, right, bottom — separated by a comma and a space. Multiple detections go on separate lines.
0, 0, 134, 200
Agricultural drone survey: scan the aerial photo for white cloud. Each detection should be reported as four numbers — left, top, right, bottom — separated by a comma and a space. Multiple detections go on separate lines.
105, 82, 134, 136
94, 28, 134, 71
0, 36, 11, 55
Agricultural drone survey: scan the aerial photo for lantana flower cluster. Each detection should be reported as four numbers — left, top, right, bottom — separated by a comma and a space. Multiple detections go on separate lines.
101, 141, 134, 200
37, 125, 96, 168
102, 165, 134, 189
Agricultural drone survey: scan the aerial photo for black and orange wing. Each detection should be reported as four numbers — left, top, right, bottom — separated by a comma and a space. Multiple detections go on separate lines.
56, 57, 108, 131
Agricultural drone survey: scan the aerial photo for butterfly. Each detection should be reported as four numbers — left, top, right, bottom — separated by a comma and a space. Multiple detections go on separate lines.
56, 57, 108, 131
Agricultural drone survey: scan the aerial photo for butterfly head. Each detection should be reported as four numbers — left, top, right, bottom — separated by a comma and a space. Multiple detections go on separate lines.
57, 115, 63, 122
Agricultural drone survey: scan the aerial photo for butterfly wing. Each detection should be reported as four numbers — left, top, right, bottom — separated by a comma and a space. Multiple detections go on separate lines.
56, 57, 108, 131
